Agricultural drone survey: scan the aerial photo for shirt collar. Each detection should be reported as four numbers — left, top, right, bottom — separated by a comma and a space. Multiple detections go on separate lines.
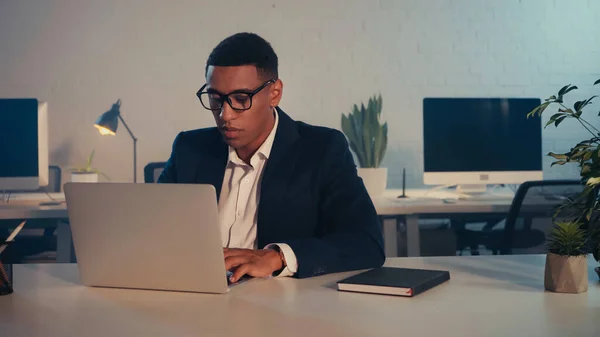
227, 108, 279, 166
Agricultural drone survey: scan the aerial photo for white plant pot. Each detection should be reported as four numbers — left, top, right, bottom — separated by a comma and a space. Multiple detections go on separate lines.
70, 172, 99, 183
358, 167, 387, 197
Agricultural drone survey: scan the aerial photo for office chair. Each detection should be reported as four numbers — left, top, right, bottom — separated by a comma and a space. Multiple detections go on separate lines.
144, 162, 166, 183
485, 180, 584, 255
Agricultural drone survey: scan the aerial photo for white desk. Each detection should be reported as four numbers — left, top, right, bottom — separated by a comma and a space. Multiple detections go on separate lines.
374, 188, 521, 257
0, 190, 524, 261
1, 255, 598, 337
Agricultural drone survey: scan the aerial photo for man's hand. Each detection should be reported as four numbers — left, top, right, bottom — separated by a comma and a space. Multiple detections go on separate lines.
223, 248, 284, 283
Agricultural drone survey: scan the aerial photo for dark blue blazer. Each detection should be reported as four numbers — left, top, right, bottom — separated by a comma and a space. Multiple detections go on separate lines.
158, 108, 385, 278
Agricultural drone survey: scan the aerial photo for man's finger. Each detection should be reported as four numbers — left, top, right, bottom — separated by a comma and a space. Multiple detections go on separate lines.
223, 248, 251, 258
230, 263, 251, 283
225, 255, 250, 270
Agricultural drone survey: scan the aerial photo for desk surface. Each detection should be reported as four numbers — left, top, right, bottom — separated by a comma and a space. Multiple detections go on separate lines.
1, 255, 598, 337
374, 188, 516, 215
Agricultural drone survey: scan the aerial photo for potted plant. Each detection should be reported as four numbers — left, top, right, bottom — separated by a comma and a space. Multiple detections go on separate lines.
527, 78, 600, 281
68, 149, 109, 183
341, 94, 388, 197
544, 221, 589, 293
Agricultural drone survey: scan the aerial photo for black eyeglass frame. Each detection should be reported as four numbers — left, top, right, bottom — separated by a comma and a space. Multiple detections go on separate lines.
196, 78, 277, 111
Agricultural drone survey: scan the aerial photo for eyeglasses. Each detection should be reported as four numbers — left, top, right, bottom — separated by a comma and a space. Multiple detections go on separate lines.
196, 79, 276, 111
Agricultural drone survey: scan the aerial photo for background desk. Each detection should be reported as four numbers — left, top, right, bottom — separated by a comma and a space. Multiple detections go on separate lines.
374, 188, 519, 257
0, 193, 70, 262
0, 189, 525, 261
1, 255, 598, 337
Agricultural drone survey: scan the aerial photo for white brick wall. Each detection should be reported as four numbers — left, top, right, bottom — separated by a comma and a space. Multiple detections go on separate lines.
0, 0, 598, 187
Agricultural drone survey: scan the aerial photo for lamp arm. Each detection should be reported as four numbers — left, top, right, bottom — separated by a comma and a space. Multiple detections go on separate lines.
118, 114, 137, 141
117, 114, 138, 183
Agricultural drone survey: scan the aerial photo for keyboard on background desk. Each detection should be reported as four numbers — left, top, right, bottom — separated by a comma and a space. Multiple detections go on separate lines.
6, 193, 65, 202
1, 193, 64, 205
457, 194, 514, 202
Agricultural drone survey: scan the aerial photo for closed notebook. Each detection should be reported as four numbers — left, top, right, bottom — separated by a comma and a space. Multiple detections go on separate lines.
337, 267, 450, 297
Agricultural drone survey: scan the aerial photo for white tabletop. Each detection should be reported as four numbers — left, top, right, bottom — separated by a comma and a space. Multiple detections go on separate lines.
373, 188, 517, 216
1, 255, 598, 337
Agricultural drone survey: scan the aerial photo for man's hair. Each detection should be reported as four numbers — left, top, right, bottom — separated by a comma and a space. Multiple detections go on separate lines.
205, 32, 278, 80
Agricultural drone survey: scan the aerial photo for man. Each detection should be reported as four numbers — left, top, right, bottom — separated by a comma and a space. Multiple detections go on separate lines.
159, 32, 384, 282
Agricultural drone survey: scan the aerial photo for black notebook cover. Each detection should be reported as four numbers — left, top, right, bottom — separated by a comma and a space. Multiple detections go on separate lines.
337, 267, 450, 297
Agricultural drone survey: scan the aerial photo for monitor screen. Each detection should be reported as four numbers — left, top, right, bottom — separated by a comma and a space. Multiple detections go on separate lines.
423, 98, 542, 174
0, 99, 40, 179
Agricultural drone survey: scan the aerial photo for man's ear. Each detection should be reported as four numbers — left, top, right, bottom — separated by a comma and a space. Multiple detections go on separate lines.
269, 79, 283, 108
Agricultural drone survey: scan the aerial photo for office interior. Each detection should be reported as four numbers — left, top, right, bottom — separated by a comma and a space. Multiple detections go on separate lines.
0, 2, 597, 263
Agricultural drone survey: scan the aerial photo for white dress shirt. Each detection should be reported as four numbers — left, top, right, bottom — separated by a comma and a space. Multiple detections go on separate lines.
218, 109, 297, 277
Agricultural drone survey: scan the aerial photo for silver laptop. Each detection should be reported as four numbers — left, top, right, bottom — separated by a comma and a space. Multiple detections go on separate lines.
64, 182, 231, 294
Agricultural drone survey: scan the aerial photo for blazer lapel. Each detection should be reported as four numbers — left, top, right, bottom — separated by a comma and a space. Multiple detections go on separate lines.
193, 129, 228, 201
258, 108, 300, 225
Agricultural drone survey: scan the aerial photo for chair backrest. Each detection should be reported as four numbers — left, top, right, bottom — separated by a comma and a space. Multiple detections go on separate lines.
144, 162, 166, 183
500, 179, 585, 254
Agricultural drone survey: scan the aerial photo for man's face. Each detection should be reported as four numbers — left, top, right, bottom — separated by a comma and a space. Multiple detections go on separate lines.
205, 65, 282, 152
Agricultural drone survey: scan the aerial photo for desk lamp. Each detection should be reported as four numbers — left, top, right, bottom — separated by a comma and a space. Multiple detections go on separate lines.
94, 99, 138, 183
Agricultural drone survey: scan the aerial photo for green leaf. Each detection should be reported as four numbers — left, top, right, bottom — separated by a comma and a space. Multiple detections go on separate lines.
570, 148, 592, 160
376, 122, 388, 167
369, 99, 380, 167
573, 144, 593, 151
563, 85, 578, 95
361, 103, 373, 167
574, 96, 596, 117
581, 163, 592, 174
548, 152, 568, 160
87, 149, 95, 170
527, 106, 540, 118
545, 113, 565, 127
376, 94, 383, 119
554, 116, 567, 127
527, 101, 552, 118
342, 94, 386, 168
372, 95, 386, 167
558, 84, 571, 97
586, 177, 600, 186
538, 102, 551, 114
594, 149, 600, 164
343, 112, 366, 167
551, 160, 568, 167
546, 221, 587, 256
558, 84, 578, 97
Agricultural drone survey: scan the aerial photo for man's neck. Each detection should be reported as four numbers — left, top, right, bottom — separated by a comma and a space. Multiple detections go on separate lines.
236, 148, 257, 165
235, 113, 276, 164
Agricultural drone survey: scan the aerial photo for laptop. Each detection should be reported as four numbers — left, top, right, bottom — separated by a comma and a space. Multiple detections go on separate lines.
64, 182, 234, 294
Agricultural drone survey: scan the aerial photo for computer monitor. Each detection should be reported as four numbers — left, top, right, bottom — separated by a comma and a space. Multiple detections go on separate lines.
423, 97, 543, 193
0, 98, 49, 191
